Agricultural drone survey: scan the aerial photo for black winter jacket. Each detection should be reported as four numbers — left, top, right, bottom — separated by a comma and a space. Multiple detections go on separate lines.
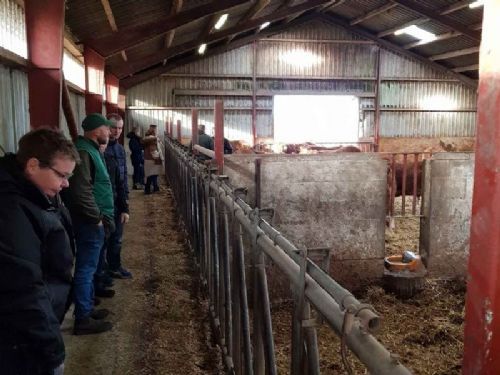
0, 154, 74, 371
103, 151, 129, 214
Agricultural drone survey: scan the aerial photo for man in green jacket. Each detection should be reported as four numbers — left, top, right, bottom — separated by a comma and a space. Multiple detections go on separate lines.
62, 113, 115, 335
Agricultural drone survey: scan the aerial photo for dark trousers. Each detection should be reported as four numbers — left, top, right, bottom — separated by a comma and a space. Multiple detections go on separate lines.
145, 175, 159, 193
0, 344, 55, 375
131, 158, 144, 185
106, 210, 124, 271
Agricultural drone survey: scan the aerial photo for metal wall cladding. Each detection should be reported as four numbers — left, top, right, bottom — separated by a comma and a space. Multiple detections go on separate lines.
257, 41, 377, 78
126, 109, 255, 143
175, 95, 253, 109
0, 0, 27, 58
272, 18, 365, 41
380, 112, 476, 137
172, 77, 253, 91
0, 64, 29, 153
257, 78, 375, 94
170, 45, 253, 76
380, 49, 451, 79
380, 81, 477, 109
126, 76, 171, 106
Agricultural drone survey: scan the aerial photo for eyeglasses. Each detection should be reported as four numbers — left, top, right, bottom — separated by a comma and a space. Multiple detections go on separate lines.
48, 166, 73, 180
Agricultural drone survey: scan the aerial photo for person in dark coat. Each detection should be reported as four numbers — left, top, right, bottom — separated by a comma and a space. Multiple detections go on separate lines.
126, 126, 144, 190
0, 128, 79, 375
104, 113, 132, 279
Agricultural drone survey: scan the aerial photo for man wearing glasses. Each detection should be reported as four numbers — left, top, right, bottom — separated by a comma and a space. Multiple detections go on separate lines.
0, 128, 78, 374
62, 113, 116, 335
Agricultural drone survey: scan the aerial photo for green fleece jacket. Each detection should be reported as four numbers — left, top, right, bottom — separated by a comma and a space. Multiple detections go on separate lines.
62, 137, 114, 224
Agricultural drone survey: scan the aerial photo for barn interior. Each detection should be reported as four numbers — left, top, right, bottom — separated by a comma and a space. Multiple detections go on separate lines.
0, 0, 498, 374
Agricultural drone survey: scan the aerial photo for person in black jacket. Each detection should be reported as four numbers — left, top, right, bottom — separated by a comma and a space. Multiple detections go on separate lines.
0, 128, 79, 375
127, 126, 144, 190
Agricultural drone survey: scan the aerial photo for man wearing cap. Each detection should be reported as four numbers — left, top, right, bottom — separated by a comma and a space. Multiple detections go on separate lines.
62, 113, 115, 335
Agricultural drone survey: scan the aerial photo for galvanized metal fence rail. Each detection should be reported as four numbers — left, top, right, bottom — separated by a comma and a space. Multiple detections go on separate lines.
164, 137, 411, 375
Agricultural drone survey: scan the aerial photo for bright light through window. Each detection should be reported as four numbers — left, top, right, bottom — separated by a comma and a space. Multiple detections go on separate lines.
63, 52, 85, 89
198, 43, 207, 55
214, 14, 228, 30
279, 49, 322, 68
0, 0, 27, 58
274, 95, 360, 144
395, 25, 436, 43
469, 1, 484, 8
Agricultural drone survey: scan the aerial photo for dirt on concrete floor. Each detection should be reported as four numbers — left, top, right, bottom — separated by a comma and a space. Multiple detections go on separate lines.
63, 179, 222, 375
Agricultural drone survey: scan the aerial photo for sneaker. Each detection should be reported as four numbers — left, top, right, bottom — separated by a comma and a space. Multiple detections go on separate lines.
74, 317, 113, 335
109, 267, 133, 279
90, 308, 110, 320
95, 288, 115, 298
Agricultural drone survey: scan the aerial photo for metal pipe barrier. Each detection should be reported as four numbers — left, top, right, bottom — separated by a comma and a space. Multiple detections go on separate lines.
164, 137, 411, 375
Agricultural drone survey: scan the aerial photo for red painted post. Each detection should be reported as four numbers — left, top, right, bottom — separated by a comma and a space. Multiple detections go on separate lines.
463, 2, 500, 373
191, 109, 199, 147
25, 0, 65, 129
177, 119, 182, 143
84, 46, 105, 114
214, 100, 224, 174
105, 72, 119, 114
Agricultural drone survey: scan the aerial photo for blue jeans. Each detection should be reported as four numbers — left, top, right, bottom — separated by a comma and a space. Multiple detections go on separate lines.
73, 222, 105, 319
145, 175, 159, 193
106, 211, 124, 271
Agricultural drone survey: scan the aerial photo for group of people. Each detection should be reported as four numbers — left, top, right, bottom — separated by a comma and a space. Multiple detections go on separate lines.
127, 124, 163, 194
0, 113, 141, 374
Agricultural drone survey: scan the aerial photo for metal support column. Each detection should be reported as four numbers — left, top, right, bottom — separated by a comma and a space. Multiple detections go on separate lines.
25, 0, 65, 129
374, 46, 381, 151
463, 1, 500, 373
84, 46, 105, 114
251, 41, 257, 147
192, 108, 199, 146
214, 100, 224, 174
177, 119, 182, 143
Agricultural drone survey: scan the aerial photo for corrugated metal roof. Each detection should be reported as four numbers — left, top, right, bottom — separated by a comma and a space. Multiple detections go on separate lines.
360, 6, 421, 33
329, 0, 388, 21
65, 1, 112, 40
414, 36, 478, 57
271, 18, 365, 41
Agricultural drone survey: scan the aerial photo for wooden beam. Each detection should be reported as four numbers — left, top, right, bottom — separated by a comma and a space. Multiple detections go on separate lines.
164, 0, 183, 49
440, 0, 474, 15
318, 13, 477, 88
226, 0, 271, 44
453, 64, 479, 72
86, 0, 249, 57
350, 3, 398, 26
120, 14, 316, 88
403, 30, 461, 49
112, 0, 331, 78
100, 0, 117, 31
429, 46, 480, 61
99, 0, 128, 62
391, 0, 481, 41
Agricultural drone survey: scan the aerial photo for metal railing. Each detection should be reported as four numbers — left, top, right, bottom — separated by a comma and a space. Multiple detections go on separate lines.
164, 137, 411, 375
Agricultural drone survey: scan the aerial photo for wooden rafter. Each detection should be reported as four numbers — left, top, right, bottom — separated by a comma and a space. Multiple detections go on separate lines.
453, 64, 478, 72
318, 13, 477, 88
390, 0, 481, 42
164, 0, 183, 49
226, 0, 271, 44
350, 2, 398, 26
112, 0, 331, 78
121, 13, 317, 89
85, 0, 250, 57
429, 46, 480, 61
100, 0, 128, 62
